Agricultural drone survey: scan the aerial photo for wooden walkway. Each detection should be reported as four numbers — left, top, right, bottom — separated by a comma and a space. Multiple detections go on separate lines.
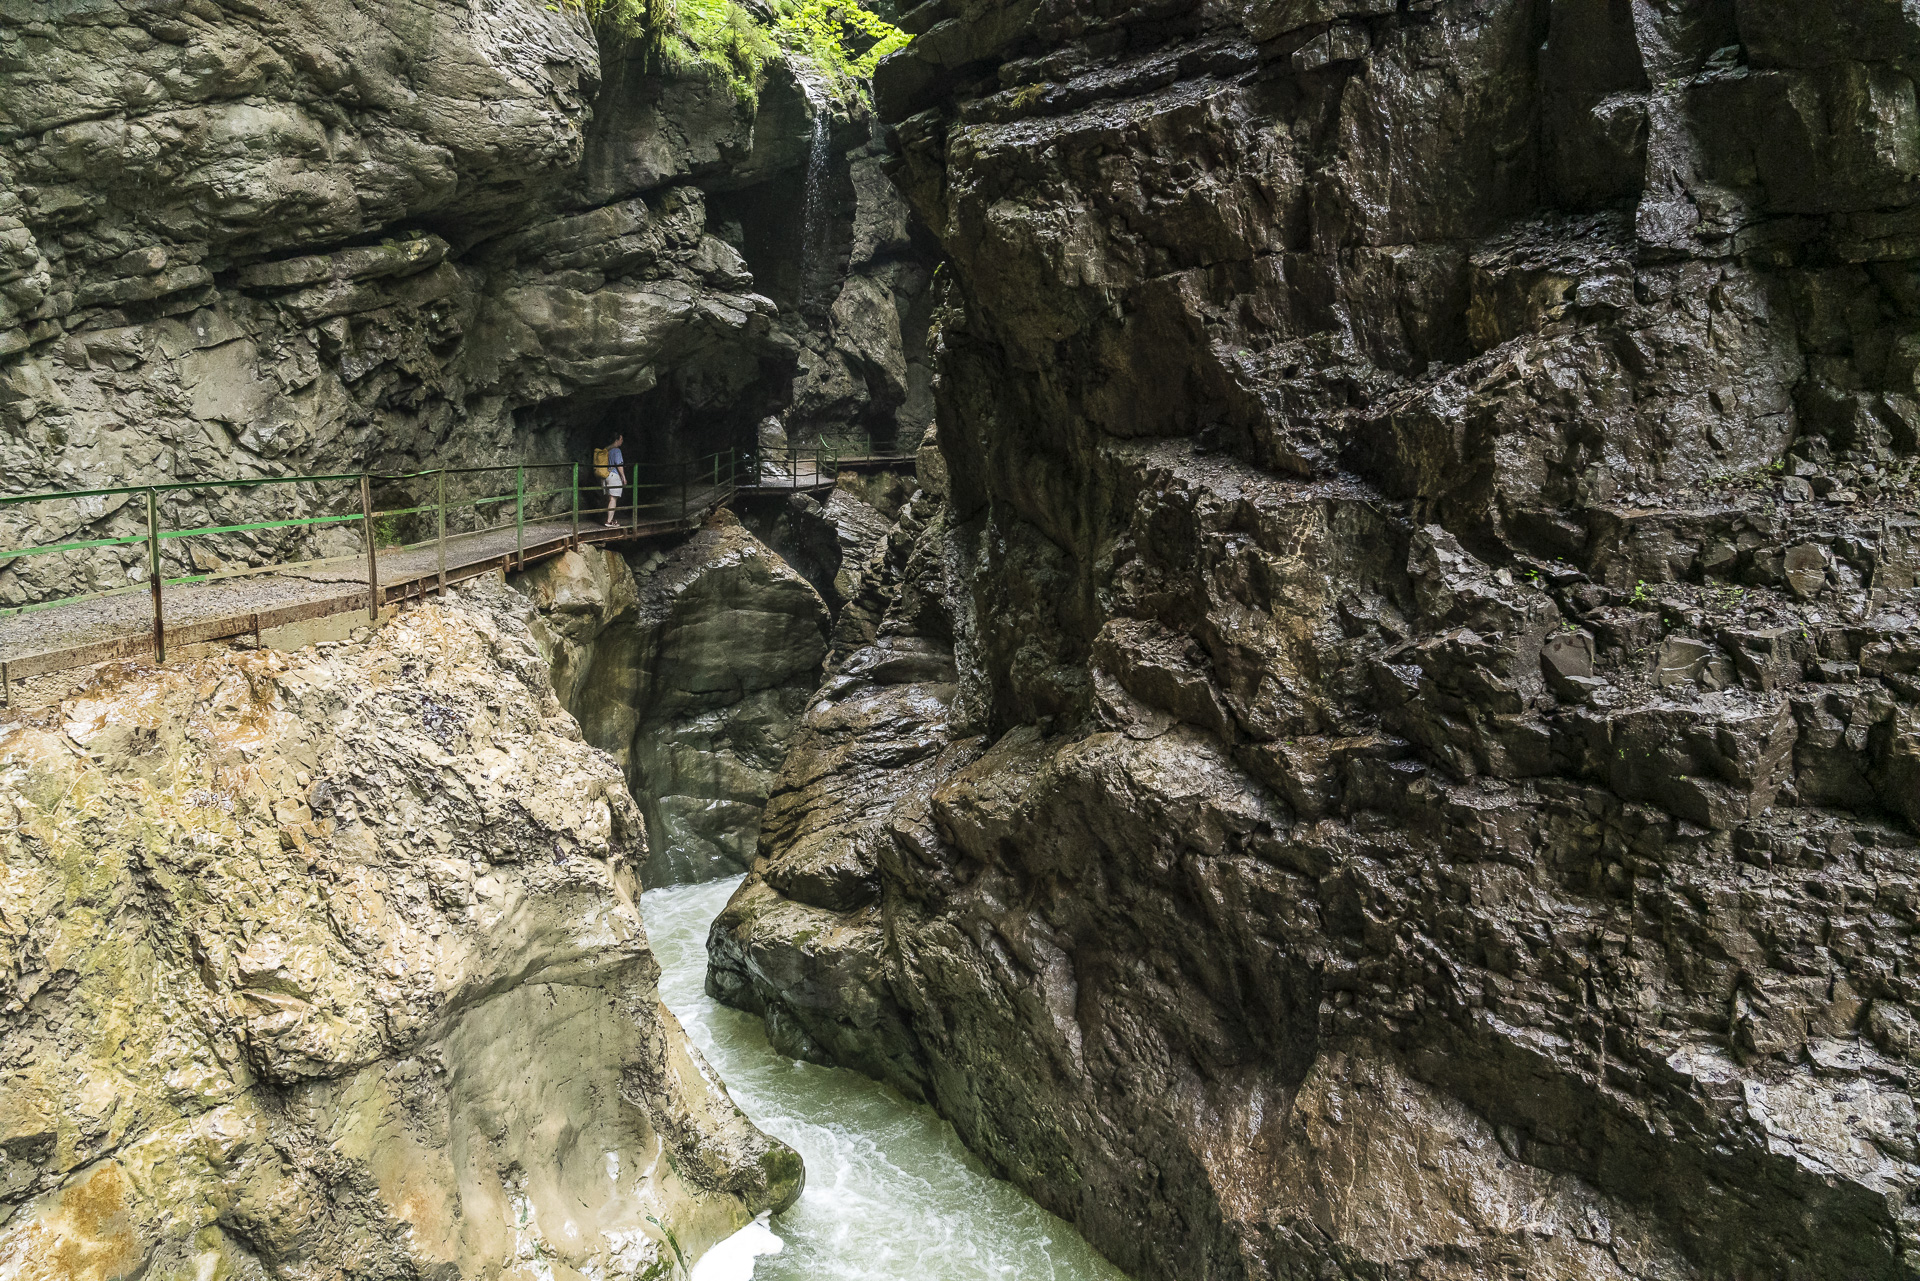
0, 455, 915, 702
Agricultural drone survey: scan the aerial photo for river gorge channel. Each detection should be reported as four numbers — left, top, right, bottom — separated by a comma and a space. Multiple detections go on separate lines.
2, 1, 1918, 1279
648, 877, 1124, 1281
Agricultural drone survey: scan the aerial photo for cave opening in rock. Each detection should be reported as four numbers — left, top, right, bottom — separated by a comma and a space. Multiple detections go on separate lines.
514, 352, 798, 484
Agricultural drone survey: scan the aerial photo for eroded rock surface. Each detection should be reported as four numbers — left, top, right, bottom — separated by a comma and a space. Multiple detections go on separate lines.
713, 2, 1920, 1279
518, 517, 830, 885
0, 3, 929, 608
782, 137, 939, 446
0, 585, 799, 1280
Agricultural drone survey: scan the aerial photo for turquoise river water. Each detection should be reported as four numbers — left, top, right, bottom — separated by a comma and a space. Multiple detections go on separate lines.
641, 875, 1130, 1281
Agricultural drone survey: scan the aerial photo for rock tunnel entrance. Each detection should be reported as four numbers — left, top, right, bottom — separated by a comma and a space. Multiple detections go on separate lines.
513, 356, 796, 483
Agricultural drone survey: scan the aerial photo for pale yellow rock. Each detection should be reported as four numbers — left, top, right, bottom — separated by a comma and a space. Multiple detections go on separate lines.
0, 582, 799, 1280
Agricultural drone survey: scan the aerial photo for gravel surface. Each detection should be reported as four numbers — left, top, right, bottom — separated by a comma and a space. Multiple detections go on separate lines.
0, 517, 584, 663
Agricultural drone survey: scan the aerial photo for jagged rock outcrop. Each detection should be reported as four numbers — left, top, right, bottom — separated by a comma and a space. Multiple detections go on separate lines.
714, 3, 1920, 1279
0, 582, 800, 1279
517, 516, 831, 886
708, 488, 967, 1093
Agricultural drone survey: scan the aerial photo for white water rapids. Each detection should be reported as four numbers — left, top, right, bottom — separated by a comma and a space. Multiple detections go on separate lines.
642, 876, 1131, 1281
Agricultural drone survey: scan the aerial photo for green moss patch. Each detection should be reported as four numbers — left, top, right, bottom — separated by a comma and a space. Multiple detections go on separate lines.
558, 0, 908, 106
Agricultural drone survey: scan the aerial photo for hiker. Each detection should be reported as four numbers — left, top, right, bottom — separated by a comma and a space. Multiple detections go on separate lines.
595, 434, 626, 527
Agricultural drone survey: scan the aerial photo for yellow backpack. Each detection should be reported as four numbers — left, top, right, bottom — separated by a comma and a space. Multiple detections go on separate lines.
593, 447, 610, 479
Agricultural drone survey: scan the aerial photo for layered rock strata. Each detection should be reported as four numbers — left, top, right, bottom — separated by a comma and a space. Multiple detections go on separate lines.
713, 2, 1920, 1279
0, 584, 799, 1279
0, 2, 928, 607
518, 516, 831, 885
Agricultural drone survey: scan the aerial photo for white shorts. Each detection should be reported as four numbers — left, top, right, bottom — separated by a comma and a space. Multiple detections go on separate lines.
606, 483, 624, 500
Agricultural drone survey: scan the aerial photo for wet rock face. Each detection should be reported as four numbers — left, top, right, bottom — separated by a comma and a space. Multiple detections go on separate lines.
714, 1, 1920, 1278
518, 518, 831, 886
0, 4, 929, 608
782, 142, 939, 447
708, 486, 964, 1090
0, 0, 788, 605
0, 585, 799, 1280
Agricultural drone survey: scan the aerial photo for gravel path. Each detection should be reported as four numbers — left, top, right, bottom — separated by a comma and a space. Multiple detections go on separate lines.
0, 516, 584, 664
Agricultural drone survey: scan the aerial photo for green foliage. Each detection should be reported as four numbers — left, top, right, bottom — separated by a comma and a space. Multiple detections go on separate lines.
771, 0, 910, 84
552, 0, 906, 106
684, 0, 782, 104
555, 0, 774, 104
1706, 581, 1747, 611
1009, 81, 1048, 111
556, 0, 665, 40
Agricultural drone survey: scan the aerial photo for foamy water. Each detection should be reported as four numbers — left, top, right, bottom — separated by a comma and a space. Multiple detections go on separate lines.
642, 876, 1130, 1281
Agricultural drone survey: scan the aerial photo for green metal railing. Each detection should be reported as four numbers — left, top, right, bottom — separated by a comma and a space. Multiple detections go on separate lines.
0, 449, 762, 664
738, 440, 911, 489
0, 436, 914, 693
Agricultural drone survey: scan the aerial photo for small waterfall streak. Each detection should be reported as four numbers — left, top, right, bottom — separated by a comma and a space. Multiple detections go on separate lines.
797, 74, 832, 308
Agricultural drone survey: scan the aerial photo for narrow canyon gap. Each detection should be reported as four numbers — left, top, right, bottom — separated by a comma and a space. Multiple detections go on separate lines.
1, 1, 1918, 1280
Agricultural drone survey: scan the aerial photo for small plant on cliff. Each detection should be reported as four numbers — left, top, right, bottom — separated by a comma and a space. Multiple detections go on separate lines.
1009, 81, 1049, 111
554, 0, 906, 105
680, 0, 787, 98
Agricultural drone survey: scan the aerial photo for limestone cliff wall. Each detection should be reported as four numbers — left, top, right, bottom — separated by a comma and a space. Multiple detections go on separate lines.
0, 1, 929, 609
0, 585, 799, 1279
713, 2, 1920, 1279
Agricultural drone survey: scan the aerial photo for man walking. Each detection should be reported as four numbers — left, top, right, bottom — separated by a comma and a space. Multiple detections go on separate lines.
601, 433, 626, 527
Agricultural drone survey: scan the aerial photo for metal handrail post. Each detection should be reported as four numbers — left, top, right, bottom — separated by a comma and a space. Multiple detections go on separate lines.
436, 470, 447, 595
360, 474, 379, 622
514, 465, 524, 569
147, 488, 165, 664
680, 462, 688, 520
571, 462, 580, 545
